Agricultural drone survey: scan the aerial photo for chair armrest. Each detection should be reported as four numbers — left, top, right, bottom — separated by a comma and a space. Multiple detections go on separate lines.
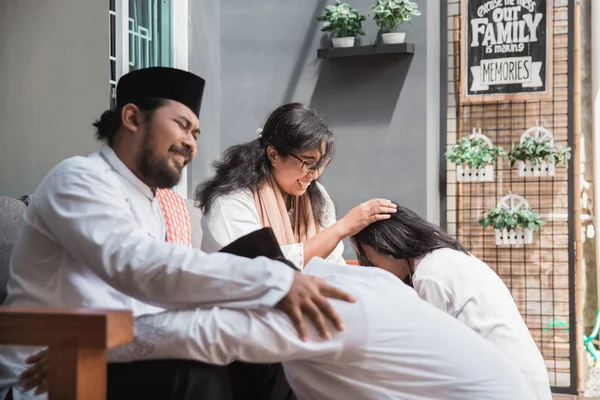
0, 306, 133, 400
0, 306, 133, 348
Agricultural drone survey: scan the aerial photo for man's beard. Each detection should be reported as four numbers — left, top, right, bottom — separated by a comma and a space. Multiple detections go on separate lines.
137, 129, 185, 189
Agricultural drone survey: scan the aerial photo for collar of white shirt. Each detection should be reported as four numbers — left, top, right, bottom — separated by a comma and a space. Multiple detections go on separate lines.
100, 145, 155, 200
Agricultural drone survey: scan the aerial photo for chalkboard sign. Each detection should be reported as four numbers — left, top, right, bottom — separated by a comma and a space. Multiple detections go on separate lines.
460, 0, 553, 103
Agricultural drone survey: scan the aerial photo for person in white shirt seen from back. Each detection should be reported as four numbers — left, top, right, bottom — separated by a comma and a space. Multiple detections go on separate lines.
351, 204, 552, 400
22, 256, 537, 400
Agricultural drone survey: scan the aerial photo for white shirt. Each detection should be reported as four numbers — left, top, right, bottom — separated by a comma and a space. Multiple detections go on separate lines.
108, 259, 536, 400
200, 183, 345, 269
413, 248, 551, 400
0, 146, 295, 389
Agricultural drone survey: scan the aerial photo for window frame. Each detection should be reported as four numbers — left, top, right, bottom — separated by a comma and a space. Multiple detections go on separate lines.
111, 0, 190, 198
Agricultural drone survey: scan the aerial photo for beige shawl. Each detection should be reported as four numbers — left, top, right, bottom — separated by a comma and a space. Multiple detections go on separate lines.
253, 175, 319, 245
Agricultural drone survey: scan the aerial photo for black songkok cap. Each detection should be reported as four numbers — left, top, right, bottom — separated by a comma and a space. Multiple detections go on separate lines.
116, 67, 205, 116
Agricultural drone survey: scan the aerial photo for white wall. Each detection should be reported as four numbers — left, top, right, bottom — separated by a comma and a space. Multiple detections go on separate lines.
188, 0, 220, 197
0, 0, 108, 197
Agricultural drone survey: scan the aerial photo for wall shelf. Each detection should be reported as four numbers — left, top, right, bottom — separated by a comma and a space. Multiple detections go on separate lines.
317, 43, 415, 59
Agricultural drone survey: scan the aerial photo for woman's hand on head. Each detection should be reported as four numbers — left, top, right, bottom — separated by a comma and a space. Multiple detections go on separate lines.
337, 198, 397, 237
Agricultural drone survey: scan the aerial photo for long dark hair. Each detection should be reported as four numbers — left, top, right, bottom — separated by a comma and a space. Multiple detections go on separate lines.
352, 204, 469, 268
195, 103, 334, 224
93, 97, 167, 145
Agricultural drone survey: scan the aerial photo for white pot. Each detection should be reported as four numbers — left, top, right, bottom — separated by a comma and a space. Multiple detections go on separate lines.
494, 228, 534, 246
456, 164, 494, 182
332, 37, 355, 48
517, 160, 555, 177
382, 32, 406, 44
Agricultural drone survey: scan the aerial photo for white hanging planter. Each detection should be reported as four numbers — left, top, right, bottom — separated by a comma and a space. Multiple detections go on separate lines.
382, 32, 406, 44
515, 125, 556, 178
517, 160, 556, 177
456, 164, 494, 182
332, 37, 355, 47
492, 193, 536, 247
494, 228, 534, 246
455, 128, 496, 183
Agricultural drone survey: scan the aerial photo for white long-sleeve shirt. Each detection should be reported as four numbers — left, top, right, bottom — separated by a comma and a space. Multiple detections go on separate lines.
107, 259, 536, 400
200, 183, 345, 269
0, 146, 295, 389
413, 248, 552, 400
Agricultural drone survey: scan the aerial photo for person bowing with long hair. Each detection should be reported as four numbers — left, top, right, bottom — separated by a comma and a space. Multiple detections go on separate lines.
351, 205, 552, 400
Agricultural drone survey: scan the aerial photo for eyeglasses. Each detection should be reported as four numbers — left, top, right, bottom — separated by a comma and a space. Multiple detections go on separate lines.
289, 153, 331, 174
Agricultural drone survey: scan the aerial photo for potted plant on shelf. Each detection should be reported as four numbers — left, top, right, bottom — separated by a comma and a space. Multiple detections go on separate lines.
369, 0, 421, 44
508, 126, 571, 177
479, 193, 546, 246
317, 1, 366, 48
445, 128, 506, 182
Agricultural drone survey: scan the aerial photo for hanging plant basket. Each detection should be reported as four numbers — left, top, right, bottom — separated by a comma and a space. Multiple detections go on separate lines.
518, 159, 556, 177
494, 227, 534, 246
456, 164, 494, 182
445, 128, 505, 183
479, 193, 546, 247
509, 125, 571, 178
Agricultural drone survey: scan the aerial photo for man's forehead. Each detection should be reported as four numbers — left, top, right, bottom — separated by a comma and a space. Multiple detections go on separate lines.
162, 99, 199, 123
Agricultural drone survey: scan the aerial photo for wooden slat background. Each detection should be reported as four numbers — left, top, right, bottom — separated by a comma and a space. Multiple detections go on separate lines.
445, 1, 573, 388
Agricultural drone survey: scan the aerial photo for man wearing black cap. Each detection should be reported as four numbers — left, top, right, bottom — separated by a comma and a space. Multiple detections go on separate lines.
0, 67, 352, 400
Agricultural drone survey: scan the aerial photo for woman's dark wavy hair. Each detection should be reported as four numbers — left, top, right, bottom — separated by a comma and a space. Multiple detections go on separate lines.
352, 204, 469, 268
93, 97, 167, 145
195, 103, 334, 225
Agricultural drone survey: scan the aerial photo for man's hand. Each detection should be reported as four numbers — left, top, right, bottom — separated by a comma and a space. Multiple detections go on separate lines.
276, 271, 355, 341
18, 348, 49, 395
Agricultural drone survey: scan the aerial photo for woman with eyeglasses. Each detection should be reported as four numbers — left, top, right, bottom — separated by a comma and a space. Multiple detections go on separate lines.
351, 205, 552, 400
196, 103, 396, 269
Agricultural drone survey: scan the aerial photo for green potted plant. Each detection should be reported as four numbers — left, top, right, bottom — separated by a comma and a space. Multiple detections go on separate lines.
445, 129, 506, 182
369, 0, 421, 44
479, 193, 545, 246
317, 1, 366, 48
509, 127, 571, 177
